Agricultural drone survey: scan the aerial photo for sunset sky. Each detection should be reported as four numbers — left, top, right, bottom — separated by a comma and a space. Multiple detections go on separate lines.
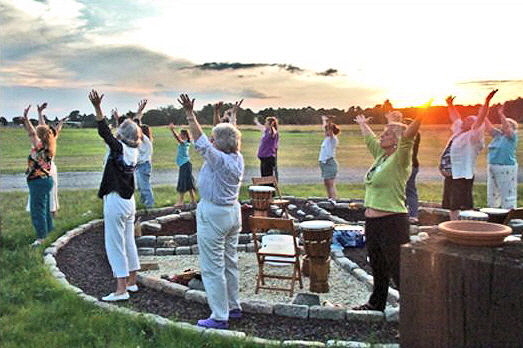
1, 0, 522, 119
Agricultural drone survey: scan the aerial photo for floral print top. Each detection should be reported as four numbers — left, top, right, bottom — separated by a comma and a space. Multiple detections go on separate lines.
26, 141, 52, 180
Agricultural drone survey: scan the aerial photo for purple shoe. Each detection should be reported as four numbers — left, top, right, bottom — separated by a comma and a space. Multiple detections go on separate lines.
196, 318, 228, 329
229, 308, 242, 319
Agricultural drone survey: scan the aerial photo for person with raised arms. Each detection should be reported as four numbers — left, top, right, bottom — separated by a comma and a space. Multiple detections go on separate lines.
439, 90, 498, 220
178, 93, 244, 330
89, 89, 142, 302
485, 103, 518, 208
352, 100, 431, 312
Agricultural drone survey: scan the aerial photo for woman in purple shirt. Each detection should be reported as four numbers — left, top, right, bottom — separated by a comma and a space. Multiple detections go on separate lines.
254, 116, 279, 177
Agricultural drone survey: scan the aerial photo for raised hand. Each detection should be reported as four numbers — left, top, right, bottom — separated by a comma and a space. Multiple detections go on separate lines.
88, 90, 104, 107
23, 105, 31, 119
224, 99, 243, 119
486, 89, 498, 103
37, 102, 48, 114
177, 94, 195, 114
137, 99, 148, 115
214, 101, 223, 113
354, 114, 371, 125
111, 108, 120, 120
168, 122, 176, 130
445, 95, 455, 105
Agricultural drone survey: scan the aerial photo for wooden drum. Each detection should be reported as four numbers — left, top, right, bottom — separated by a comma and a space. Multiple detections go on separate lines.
459, 210, 489, 221
249, 185, 275, 216
479, 208, 510, 224
299, 220, 334, 293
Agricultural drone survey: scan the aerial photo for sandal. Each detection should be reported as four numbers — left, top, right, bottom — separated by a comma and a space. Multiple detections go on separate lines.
352, 303, 379, 311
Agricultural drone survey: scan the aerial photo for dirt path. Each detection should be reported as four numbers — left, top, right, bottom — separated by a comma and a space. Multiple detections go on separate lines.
0, 166, 494, 192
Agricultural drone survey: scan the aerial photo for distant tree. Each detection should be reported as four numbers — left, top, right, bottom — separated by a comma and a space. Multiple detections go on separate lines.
0, 117, 7, 126
12, 116, 24, 125
68, 110, 81, 121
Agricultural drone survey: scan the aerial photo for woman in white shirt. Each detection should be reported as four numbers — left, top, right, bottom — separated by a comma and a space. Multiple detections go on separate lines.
318, 115, 340, 203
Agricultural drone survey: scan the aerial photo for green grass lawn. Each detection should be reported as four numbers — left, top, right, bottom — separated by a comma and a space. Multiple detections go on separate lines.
2, 183, 523, 347
2, 124, 521, 173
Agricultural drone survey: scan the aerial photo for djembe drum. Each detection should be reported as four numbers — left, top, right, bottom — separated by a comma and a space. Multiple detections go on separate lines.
479, 208, 510, 224
248, 185, 275, 216
299, 220, 334, 293
459, 210, 489, 221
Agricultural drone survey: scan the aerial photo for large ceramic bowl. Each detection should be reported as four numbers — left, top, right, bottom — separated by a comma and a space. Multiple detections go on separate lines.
438, 220, 512, 247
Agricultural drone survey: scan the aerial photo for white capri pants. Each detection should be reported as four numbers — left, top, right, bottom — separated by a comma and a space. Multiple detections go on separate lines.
103, 192, 140, 278
487, 164, 518, 209
196, 199, 242, 321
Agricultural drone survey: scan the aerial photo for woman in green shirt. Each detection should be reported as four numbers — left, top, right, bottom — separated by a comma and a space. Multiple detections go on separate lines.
352, 105, 427, 312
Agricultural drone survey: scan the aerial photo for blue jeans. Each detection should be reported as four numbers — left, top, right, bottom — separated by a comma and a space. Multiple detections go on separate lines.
27, 176, 54, 239
405, 166, 419, 218
135, 161, 155, 208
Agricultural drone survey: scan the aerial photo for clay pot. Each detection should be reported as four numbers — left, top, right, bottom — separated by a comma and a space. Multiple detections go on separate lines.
438, 220, 512, 247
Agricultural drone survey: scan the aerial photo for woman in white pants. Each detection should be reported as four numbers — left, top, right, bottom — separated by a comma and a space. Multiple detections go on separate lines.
485, 104, 518, 209
89, 89, 142, 302
178, 94, 244, 330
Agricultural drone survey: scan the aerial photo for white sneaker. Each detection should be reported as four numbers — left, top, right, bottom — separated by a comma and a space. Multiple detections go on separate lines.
101, 292, 130, 302
127, 284, 139, 293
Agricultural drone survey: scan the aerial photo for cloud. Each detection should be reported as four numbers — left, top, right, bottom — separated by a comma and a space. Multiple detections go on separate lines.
458, 79, 523, 86
239, 89, 278, 99
316, 69, 338, 76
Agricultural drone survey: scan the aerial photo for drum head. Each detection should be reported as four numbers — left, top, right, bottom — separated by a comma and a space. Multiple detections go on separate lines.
334, 224, 364, 232
300, 220, 334, 230
479, 208, 509, 215
248, 185, 276, 192
459, 210, 488, 219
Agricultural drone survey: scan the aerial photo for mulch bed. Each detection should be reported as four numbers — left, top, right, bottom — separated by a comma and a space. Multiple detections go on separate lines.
56, 225, 399, 343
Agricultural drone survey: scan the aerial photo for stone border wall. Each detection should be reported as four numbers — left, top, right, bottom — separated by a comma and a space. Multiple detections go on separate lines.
44, 203, 402, 347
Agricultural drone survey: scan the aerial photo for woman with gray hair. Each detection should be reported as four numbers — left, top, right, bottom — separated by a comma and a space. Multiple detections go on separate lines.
178, 93, 244, 330
89, 90, 142, 302
352, 102, 429, 312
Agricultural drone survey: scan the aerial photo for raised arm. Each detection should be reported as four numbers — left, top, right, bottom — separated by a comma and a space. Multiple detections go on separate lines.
445, 95, 461, 124
472, 89, 498, 130
168, 123, 183, 143
37, 102, 48, 125
178, 94, 202, 141
253, 116, 264, 131
134, 99, 148, 121
354, 114, 375, 137
223, 99, 243, 126
22, 105, 39, 147
497, 104, 514, 138
89, 90, 105, 121
53, 115, 69, 137
404, 99, 432, 138
213, 101, 223, 126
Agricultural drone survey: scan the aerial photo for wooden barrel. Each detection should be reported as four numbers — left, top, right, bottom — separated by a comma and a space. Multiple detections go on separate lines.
300, 220, 334, 258
309, 257, 330, 293
248, 185, 275, 216
299, 220, 334, 293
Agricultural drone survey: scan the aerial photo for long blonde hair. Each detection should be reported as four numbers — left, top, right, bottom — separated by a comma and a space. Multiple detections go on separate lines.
36, 125, 56, 157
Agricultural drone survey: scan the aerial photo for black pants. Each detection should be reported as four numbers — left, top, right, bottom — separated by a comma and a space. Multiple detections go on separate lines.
365, 213, 409, 311
259, 156, 276, 177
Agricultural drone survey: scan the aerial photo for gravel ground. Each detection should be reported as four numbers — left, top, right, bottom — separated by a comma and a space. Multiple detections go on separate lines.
56, 225, 399, 343
140, 253, 370, 308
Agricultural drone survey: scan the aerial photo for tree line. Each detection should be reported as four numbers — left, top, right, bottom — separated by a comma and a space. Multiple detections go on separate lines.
5, 97, 523, 128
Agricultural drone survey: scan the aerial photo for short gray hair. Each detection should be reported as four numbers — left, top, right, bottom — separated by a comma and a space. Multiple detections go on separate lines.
212, 123, 241, 153
117, 119, 142, 148
385, 122, 407, 139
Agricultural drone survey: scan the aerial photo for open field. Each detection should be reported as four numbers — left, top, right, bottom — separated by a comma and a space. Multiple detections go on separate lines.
2, 124, 521, 174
